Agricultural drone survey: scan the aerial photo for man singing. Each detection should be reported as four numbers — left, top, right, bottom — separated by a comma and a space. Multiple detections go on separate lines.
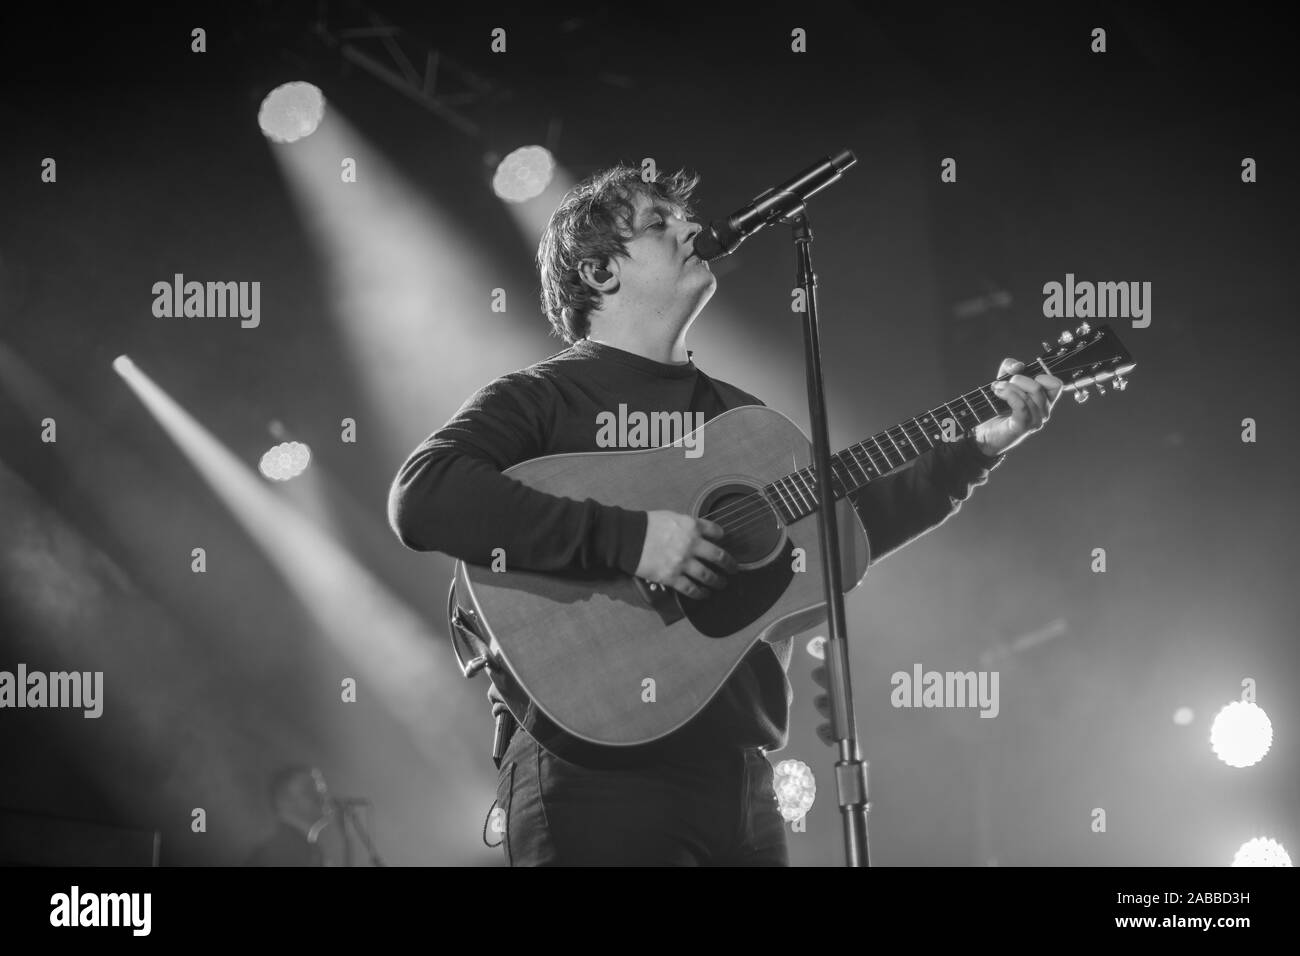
246, 766, 352, 866
387, 164, 1060, 865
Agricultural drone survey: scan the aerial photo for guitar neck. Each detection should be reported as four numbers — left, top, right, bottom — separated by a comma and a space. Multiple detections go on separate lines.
764, 379, 1012, 523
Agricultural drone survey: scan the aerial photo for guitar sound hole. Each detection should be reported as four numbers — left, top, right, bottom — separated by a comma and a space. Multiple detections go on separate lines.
700, 484, 782, 566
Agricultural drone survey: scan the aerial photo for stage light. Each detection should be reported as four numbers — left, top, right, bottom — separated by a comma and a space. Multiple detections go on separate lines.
258, 82, 326, 144
259, 441, 312, 481
1209, 700, 1273, 768
773, 758, 816, 822
492, 146, 555, 202
1232, 837, 1292, 866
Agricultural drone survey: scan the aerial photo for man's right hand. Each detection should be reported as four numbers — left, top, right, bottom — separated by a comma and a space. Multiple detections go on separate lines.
634, 510, 737, 599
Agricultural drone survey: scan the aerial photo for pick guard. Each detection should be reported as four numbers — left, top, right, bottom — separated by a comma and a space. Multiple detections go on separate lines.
682, 540, 796, 637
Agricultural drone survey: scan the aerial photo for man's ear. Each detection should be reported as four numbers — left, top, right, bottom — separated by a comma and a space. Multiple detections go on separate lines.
580, 258, 616, 290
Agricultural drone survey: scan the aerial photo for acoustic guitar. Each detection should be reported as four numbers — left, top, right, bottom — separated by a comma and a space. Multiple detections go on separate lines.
450, 323, 1134, 750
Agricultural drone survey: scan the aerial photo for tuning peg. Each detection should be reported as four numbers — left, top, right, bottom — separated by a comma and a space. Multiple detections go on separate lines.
1094, 382, 1106, 396
1058, 330, 1075, 345
1073, 388, 1090, 404
1075, 322, 1092, 336
1112, 375, 1128, 391
1041, 341, 1053, 354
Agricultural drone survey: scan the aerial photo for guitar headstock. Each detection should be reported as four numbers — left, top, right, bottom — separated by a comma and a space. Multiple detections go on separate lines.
1032, 323, 1136, 403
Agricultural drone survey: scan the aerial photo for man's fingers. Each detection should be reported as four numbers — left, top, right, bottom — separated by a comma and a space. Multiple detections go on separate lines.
697, 518, 726, 540
684, 558, 725, 590
1036, 373, 1065, 404
998, 357, 1025, 378
672, 576, 707, 600
698, 541, 738, 574
997, 382, 1045, 428
812, 663, 835, 744
1009, 374, 1049, 423
993, 381, 1029, 424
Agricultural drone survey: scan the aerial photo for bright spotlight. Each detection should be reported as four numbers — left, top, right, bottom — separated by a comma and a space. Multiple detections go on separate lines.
258, 82, 326, 144
492, 146, 555, 202
259, 440, 312, 481
1232, 837, 1292, 866
1209, 700, 1273, 767
772, 758, 816, 822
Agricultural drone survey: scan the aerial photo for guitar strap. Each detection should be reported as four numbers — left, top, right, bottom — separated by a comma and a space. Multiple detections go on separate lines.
446, 579, 518, 769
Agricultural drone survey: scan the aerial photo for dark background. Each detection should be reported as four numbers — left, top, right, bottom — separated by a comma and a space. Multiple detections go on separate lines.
0, 1, 1295, 865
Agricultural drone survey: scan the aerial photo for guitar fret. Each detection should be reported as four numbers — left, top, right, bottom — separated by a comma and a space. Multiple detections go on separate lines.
939, 403, 960, 434
761, 486, 786, 523
846, 447, 870, 484
788, 474, 812, 514
899, 422, 921, 456
978, 385, 999, 414
860, 445, 879, 479
799, 471, 819, 511
916, 416, 937, 449
960, 393, 979, 419
872, 436, 896, 470
884, 429, 905, 461
858, 441, 884, 475
841, 458, 858, 492
801, 468, 815, 496
806, 470, 826, 509
769, 476, 790, 515
769, 479, 794, 520
829, 458, 851, 496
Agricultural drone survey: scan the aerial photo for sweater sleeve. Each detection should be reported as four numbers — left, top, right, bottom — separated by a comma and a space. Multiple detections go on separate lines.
386, 372, 648, 575
848, 433, 1003, 565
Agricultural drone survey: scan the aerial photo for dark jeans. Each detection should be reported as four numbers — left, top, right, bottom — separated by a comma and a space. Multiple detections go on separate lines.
488, 727, 789, 866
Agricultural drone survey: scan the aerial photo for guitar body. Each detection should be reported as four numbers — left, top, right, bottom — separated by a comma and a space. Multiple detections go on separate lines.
455, 405, 870, 749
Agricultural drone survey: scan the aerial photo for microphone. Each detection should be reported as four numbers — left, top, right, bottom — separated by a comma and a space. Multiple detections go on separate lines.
692, 148, 857, 262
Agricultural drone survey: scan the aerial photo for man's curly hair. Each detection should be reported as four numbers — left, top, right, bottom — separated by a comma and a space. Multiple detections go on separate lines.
536, 163, 702, 344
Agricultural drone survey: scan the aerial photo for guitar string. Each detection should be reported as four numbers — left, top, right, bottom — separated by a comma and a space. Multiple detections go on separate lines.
702, 386, 1004, 532
694, 381, 1010, 536
695, 349, 1097, 538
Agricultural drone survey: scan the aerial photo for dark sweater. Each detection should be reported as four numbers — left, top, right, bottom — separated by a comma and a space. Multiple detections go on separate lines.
388, 338, 1003, 759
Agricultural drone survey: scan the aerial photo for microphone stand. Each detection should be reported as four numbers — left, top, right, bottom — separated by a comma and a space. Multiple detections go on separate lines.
789, 211, 870, 866
339, 803, 386, 867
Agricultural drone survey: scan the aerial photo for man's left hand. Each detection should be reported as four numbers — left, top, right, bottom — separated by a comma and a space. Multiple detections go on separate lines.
972, 358, 1063, 457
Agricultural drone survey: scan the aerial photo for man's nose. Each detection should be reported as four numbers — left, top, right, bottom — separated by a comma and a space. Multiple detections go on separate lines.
683, 221, 702, 249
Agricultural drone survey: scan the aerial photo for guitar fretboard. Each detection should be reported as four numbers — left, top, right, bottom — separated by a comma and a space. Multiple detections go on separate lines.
763, 383, 1008, 523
